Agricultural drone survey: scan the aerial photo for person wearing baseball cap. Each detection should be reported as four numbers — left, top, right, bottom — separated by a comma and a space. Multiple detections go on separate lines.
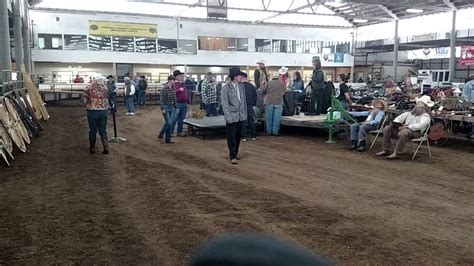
221, 67, 248, 164
171, 69, 188, 137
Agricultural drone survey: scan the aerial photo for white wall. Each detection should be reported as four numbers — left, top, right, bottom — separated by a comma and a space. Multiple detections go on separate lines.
32, 49, 354, 68
30, 9, 354, 68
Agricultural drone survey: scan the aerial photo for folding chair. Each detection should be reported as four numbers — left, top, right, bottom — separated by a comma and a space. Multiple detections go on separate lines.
412, 124, 432, 160
369, 116, 388, 150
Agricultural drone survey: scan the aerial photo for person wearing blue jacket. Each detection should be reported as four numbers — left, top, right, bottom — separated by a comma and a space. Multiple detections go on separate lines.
462, 74, 474, 138
349, 99, 388, 151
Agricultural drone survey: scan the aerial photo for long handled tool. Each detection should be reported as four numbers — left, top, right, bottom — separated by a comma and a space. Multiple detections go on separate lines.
108, 103, 127, 143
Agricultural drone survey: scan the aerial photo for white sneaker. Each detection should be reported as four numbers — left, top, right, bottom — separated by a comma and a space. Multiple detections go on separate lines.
125, 112, 130, 115
251, 138, 257, 141
129, 112, 136, 116
242, 138, 248, 142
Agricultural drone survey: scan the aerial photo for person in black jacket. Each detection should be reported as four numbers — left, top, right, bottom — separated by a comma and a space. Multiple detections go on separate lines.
137, 75, 148, 107
241, 74, 258, 141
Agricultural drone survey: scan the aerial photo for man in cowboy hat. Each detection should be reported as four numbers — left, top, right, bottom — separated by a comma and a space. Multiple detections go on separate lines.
171, 69, 188, 137
349, 98, 388, 152
376, 95, 433, 159
254, 59, 268, 90
221, 67, 247, 164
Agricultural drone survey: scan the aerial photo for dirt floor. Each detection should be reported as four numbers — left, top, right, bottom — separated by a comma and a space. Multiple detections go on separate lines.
1, 105, 473, 264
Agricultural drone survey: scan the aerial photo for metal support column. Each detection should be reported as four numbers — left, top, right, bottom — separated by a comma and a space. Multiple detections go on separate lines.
21, 0, 31, 73
13, 0, 23, 71
393, 20, 399, 82
449, 10, 457, 82
0, 0, 12, 71
350, 30, 356, 83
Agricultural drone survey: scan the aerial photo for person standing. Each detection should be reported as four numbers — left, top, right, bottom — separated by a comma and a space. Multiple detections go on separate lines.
83, 76, 110, 155
462, 74, 474, 138
254, 60, 269, 90
262, 72, 286, 136
158, 76, 178, 144
124, 77, 136, 115
221, 68, 247, 164
138, 75, 148, 107
106, 75, 117, 113
172, 70, 188, 137
309, 57, 325, 115
201, 72, 218, 116
241, 74, 258, 141
132, 75, 140, 104
337, 74, 352, 110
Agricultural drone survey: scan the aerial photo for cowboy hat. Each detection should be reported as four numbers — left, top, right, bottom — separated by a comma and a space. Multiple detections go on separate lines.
372, 98, 388, 112
229, 67, 246, 78
256, 59, 266, 65
173, 70, 185, 77
272, 72, 280, 79
416, 95, 435, 108
278, 66, 288, 75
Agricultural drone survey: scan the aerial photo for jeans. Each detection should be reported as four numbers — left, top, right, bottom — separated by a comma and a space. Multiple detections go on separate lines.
310, 89, 324, 115
265, 104, 283, 135
87, 110, 108, 141
159, 107, 177, 141
350, 122, 378, 141
172, 103, 188, 134
138, 90, 146, 106
242, 106, 256, 139
126, 96, 135, 113
340, 99, 349, 110
226, 121, 243, 160
205, 103, 218, 117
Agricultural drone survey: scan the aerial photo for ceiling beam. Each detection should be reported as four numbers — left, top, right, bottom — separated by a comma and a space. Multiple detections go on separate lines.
377, 4, 398, 19
257, 1, 320, 23
442, 0, 457, 10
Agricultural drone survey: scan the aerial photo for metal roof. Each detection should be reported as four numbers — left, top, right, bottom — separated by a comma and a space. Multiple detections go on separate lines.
32, 0, 474, 28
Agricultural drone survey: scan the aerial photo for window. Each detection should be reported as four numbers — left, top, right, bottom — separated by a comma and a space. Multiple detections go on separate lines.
432, 72, 438, 82
336, 42, 350, 54
272, 39, 287, 53
444, 71, 450, 82
287, 40, 296, 53
116, 63, 133, 82
438, 72, 444, 82
64, 35, 87, 50
88, 36, 111, 51
158, 39, 177, 53
198, 36, 248, 51
178, 40, 197, 54
113, 37, 134, 52
38, 34, 63, 50
135, 38, 157, 53
255, 39, 272, 53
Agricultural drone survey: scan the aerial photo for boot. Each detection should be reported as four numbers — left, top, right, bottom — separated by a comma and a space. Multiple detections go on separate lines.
89, 138, 96, 154
356, 140, 366, 152
101, 137, 109, 155
349, 140, 357, 150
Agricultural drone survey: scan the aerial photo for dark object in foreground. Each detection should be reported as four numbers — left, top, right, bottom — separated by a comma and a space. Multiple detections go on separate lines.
191, 233, 332, 266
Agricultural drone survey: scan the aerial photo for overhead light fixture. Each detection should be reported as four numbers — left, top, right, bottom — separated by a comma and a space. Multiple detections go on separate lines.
406, 8, 423, 13
207, 37, 211, 40
353, 19, 368, 23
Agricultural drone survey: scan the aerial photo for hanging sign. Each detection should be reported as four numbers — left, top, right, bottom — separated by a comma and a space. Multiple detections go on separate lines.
89, 20, 158, 38
460, 45, 474, 65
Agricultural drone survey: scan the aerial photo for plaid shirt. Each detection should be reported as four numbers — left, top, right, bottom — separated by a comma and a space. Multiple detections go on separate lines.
201, 79, 217, 104
160, 84, 177, 110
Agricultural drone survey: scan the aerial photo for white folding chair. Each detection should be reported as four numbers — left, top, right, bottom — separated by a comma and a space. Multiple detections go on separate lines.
369, 116, 388, 150
411, 125, 432, 160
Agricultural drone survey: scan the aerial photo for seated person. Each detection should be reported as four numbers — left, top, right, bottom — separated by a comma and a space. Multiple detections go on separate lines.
376, 95, 434, 159
349, 99, 388, 152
